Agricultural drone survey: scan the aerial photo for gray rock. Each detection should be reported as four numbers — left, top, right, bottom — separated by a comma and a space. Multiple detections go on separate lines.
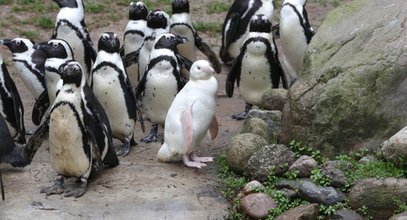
246, 110, 282, 143
329, 209, 364, 220
240, 193, 277, 219
243, 180, 265, 195
349, 178, 407, 219
241, 117, 274, 143
320, 160, 352, 188
278, 0, 407, 155
381, 126, 407, 165
288, 155, 318, 178
226, 133, 268, 174
260, 88, 289, 111
274, 203, 319, 220
390, 211, 407, 220
245, 144, 296, 181
358, 155, 378, 164
299, 180, 345, 205
275, 179, 303, 190
273, 189, 298, 200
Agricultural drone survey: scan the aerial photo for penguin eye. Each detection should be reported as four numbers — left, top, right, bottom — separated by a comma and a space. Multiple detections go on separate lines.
15, 40, 21, 46
197, 66, 201, 70
53, 43, 59, 48
102, 35, 108, 41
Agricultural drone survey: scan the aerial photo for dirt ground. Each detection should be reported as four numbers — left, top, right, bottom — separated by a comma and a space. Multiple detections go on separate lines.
0, 1, 344, 219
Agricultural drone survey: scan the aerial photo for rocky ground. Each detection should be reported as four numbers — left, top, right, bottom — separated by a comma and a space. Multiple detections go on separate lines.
0, 0, 345, 219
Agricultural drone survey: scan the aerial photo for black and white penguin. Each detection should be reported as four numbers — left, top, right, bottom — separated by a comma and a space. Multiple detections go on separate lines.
52, 0, 97, 81
24, 61, 118, 198
121, 1, 149, 88
91, 32, 140, 156
220, 0, 275, 65
170, 0, 221, 76
0, 112, 27, 201
0, 53, 26, 144
31, 39, 75, 126
279, 0, 314, 86
136, 33, 187, 143
0, 38, 46, 99
138, 9, 170, 79
226, 14, 287, 120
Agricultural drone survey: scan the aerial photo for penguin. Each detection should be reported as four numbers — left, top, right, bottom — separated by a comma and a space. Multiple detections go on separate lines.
137, 9, 170, 80
52, 0, 97, 81
279, 0, 314, 86
0, 53, 26, 144
220, 0, 275, 65
24, 61, 118, 198
226, 14, 287, 120
135, 33, 187, 143
31, 39, 75, 126
157, 60, 218, 168
91, 32, 141, 156
120, 1, 149, 88
0, 112, 27, 201
170, 0, 222, 76
0, 38, 46, 99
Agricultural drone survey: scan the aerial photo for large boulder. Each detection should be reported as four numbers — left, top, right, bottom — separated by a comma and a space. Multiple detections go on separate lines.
349, 178, 407, 219
381, 125, 407, 165
279, 0, 407, 155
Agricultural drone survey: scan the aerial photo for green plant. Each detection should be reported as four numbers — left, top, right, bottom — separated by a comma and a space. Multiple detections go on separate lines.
206, 1, 230, 14
193, 22, 222, 34
288, 140, 324, 163
357, 205, 373, 220
33, 16, 54, 29
86, 3, 105, 13
310, 168, 331, 186
393, 197, 407, 214
267, 191, 309, 219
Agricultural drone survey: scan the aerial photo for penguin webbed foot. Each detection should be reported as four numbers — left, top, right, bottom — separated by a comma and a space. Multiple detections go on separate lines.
191, 153, 213, 163
140, 124, 159, 143
183, 154, 206, 169
115, 143, 130, 157
15, 134, 26, 145
41, 176, 65, 196
64, 178, 87, 198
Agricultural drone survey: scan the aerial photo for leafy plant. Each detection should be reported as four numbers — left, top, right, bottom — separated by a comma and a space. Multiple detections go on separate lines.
288, 140, 324, 163
310, 168, 331, 186
206, 1, 230, 14
393, 197, 407, 214
267, 191, 309, 219
357, 205, 373, 220
193, 21, 222, 34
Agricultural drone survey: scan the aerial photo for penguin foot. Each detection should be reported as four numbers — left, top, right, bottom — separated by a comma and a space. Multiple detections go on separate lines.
191, 153, 213, 163
231, 111, 248, 120
41, 176, 64, 196
64, 178, 87, 198
140, 125, 159, 143
183, 155, 207, 169
115, 144, 130, 157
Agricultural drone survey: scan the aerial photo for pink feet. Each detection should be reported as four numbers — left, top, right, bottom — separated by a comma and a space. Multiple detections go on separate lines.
183, 153, 213, 168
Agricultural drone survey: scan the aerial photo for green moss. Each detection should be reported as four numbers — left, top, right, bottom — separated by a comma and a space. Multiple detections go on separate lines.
321, 0, 364, 28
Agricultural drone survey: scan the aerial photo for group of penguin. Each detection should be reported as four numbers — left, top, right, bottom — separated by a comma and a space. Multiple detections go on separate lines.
0, 0, 314, 199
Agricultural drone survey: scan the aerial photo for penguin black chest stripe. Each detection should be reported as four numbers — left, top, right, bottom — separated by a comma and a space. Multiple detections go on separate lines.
54, 19, 85, 39
12, 59, 46, 87
45, 66, 59, 74
147, 55, 184, 92
51, 101, 91, 160
124, 30, 145, 37
170, 22, 194, 33
283, 3, 313, 44
92, 61, 123, 75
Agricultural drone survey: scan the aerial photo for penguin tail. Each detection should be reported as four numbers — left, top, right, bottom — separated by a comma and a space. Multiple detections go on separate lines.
157, 143, 175, 162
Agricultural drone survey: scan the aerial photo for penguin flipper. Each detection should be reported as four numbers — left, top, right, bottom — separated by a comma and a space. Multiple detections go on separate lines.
32, 90, 50, 126
302, 8, 315, 44
0, 169, 4, 201
31, 48, 47, 73
225, 50, 243, 97
24, 119, 49, 164
220, 12, 240, 62
181, 103, 194, 155
194, 33, 221, 73
207, 116, 218, 140
176, 53, 193, 72
122, 50, 140, 68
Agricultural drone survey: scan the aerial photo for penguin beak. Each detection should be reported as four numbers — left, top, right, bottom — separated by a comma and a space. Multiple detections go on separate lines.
203, 65, 214, 73
33, 42, 48, 50
0, 39, 12, 47
176, 36, 188, 45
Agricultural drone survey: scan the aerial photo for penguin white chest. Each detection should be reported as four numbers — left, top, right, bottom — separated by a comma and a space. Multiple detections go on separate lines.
143, 60, 178, 124
240, 41, 271, 105
49, 100, 90, 178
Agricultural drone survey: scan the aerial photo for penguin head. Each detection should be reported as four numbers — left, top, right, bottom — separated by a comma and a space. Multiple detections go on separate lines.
53, 0, 79, 8
129, 1, 148, 21
147, 9, 170, 29
60, 60, 83, 87
35, 39, 74, 60
98, 32, 120, 53
154, 33, 187, 50
172, 0, 189, 14
189, 60, 214, 81
249, 14, 271, 33
0, 38, 34, 54
283, 0, 307, 6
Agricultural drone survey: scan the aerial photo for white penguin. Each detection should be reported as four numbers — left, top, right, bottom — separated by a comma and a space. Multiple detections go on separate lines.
226, 14, 287, 120
0, 38, 46, 99
220, 0, 275, 65
92, 32, 140, 156
135, 33, 187, 143
279, 0, 314, 86
121, 1, 149, 87
170, 0, 221, 77
158, 60, 218, 169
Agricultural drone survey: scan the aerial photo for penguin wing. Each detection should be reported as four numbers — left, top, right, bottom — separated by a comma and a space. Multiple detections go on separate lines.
135, 69, 147, 99
123, 68, 145, 132
122, 50, 140, 68
223, 13, 241, 52
0, 114, 26, 167
24, 118, 49, 164
302, 8, 315, 44
207, 116, 218, 140
0, 170, 4, 201
176, 53, 193, 73
194, 33, 222, 73
32, 90, 50, 126
225, 45, 244, 97
31, 48, 47, 74
2, 63, 26, 144
266, 40, 288, 89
